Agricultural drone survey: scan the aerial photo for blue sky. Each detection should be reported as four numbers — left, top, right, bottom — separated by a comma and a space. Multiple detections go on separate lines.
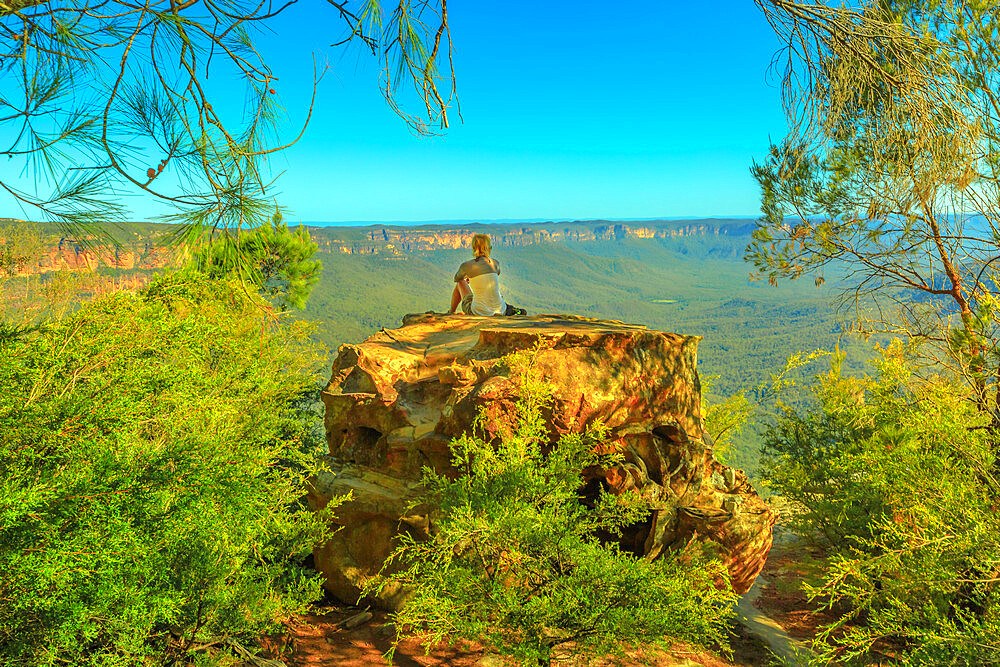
266, 1, 789, 223
2, 1, 790, 224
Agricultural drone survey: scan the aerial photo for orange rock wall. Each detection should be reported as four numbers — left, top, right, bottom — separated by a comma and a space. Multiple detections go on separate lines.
313, 313, 777, 607
7, 239, 178, 276
319, 222, 750, 256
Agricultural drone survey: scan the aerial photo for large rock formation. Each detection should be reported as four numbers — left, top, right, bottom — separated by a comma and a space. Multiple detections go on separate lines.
311, 313, 777, 607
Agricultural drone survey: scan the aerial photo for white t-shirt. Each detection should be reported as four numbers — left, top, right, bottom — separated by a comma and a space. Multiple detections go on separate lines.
455, 256, 507, 316
468, 272, 506, 316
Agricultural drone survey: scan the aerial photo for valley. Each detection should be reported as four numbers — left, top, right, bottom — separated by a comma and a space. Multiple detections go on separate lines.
2, 217, 868, 476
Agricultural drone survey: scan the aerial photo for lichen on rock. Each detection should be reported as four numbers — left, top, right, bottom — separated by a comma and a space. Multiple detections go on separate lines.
310, 312, 777, 607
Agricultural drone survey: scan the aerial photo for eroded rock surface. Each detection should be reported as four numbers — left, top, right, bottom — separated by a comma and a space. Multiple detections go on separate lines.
311, 313, 777, 606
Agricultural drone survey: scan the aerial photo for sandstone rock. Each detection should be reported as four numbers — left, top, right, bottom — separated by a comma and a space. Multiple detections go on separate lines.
313, 313, 777, 606
307, 460, 426, 609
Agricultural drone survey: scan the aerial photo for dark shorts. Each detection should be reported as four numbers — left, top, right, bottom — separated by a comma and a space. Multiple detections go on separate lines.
461, 293, 475, 314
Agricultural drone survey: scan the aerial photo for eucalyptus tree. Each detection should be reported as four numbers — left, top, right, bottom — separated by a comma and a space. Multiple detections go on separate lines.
749, 7, 1000, 660
749, 0, 1000, 408
0, 0, 456, 235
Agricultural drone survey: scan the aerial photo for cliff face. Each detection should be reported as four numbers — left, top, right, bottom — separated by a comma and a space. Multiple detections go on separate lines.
4, 238, 177, 276
3, 218, 754, 266
311, 313, 777, 608
316, 220, 755, 256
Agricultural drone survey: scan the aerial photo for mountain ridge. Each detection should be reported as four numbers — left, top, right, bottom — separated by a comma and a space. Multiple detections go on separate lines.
326, 219, 755, 256
1, 218, 756, 272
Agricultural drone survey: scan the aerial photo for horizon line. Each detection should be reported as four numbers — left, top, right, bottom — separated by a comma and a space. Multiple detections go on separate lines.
294, 214, 762, 228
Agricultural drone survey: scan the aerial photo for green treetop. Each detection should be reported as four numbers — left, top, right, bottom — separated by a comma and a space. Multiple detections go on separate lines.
190, 213, 321, 310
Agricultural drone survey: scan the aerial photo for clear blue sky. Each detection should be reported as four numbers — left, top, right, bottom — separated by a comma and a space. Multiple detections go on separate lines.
2, 1, 790, 224
266, 1, 789, 223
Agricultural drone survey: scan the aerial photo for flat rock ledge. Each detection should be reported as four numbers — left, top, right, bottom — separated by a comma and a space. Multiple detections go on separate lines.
310, 312, 777, 608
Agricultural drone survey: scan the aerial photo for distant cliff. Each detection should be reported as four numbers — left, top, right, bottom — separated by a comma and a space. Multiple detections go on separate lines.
2, 218, 756, 271
312, 219, 756, 256
3, 237, 178, 277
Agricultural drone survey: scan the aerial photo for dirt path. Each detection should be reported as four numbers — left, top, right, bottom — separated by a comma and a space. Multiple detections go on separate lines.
274, 605, 773, 666
736, 576, 810, 667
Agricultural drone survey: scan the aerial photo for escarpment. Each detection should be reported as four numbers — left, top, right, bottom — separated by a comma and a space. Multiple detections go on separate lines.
319, 219, 755, 255
0, 237, 178, 276
310, 313, 777, 608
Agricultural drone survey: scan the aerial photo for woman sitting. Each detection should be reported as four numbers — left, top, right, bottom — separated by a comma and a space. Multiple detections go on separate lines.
449, 233, 525, 316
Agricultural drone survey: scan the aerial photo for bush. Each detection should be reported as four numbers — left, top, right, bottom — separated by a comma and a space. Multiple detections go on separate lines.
0, 273, 337, 666
189, 212, 321, 310
762, 343, 1000, 664
375, 348, 737, 667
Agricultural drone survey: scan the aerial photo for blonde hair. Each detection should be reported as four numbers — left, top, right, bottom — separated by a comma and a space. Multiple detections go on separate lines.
471, 233, 492, 258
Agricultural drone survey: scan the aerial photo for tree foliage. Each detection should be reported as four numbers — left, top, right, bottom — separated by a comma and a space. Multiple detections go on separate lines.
0, 0, 456, 235
0, 222, 44, 277
763, 342, 1000, 664
190, 212, 321, 309
0, 272, 339, 666
752, 4, 1000, 657
373, 348, 737, 667
750, 0, 1000, 407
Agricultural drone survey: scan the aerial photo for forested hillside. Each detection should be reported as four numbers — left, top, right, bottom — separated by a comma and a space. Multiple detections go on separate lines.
2, 217, 866, 474
3, 217, 864, 400
6, 216, 869, 477
299, 219, 869, 475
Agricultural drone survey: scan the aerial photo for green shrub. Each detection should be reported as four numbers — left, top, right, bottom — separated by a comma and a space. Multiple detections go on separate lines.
763, 342, 1000, 664
375, 348, 737, 667
0, 273, 337, 666
189, 212, 321, 310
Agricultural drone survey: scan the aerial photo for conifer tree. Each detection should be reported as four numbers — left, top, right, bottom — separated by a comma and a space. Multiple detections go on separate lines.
0, 0, 457, 237
751, 0, 1000, 410
191, 212, 321, 310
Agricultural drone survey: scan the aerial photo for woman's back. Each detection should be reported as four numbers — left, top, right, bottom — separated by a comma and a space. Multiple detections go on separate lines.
455, 256, 506, 316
